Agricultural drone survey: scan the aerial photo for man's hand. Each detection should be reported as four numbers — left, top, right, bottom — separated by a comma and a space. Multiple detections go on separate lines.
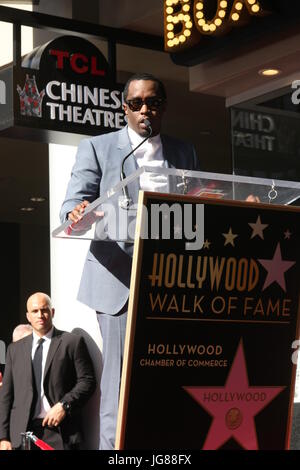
42, 403, 66, 428
0, 439, 12, 450
65, 200, 104, 236
68, 200, 90, 223
246, 194, 260, 203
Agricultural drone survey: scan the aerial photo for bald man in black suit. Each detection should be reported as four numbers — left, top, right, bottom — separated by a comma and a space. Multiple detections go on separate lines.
0, 292, 96, 450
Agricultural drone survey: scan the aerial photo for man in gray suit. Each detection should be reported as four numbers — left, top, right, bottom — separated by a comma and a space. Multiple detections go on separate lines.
0, 292, 96, 450
60, 73, 200, 449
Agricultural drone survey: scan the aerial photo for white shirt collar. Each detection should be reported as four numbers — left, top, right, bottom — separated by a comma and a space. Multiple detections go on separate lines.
127, 125, 161, 149
32, 326, 54, 344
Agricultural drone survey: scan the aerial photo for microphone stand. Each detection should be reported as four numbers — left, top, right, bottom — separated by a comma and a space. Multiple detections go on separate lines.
119, 121, 152, 209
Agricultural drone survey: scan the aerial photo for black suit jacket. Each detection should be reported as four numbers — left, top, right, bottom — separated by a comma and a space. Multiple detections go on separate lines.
0, 328, 96, 448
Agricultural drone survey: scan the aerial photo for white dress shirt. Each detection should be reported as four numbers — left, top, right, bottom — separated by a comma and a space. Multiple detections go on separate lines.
31, 327, 54, 418
127, 126, 168, 192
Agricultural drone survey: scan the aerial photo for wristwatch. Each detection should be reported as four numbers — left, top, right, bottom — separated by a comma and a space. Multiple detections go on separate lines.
60, 400, 71, 413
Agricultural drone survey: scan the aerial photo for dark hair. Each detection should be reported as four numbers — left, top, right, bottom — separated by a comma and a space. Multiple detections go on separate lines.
123, 73, 167, 101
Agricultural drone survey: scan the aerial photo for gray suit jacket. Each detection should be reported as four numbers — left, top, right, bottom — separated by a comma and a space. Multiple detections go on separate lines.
60, 126, 200, 314
0, 328, 96, 448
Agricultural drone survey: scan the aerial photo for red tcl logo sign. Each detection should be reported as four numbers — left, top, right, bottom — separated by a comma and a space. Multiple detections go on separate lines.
49, 49, 105, 76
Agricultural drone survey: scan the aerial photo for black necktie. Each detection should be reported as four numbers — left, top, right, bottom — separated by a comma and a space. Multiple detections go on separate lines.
32, 338, 45, 418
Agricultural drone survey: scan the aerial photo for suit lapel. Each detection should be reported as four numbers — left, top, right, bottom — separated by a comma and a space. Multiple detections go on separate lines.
161, 135, 179, 169
43, 328, 62, 380
117, 126, 140, 204
161, 135, 179, 193
23, 334, 33, 385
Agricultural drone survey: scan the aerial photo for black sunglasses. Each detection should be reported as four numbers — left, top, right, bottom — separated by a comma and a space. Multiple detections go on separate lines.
125, 96, 165, 112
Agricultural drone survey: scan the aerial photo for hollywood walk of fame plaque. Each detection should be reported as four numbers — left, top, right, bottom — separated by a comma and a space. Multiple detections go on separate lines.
116, 192, 300, 450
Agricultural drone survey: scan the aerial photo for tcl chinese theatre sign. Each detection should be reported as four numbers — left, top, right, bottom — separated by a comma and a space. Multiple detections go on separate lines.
0, 35, 125, 144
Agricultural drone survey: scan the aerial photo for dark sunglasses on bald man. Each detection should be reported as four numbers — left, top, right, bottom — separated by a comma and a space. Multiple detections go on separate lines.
125, 96, 165, 112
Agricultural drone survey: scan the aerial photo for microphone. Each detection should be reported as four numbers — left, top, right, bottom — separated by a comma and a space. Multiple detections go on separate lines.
119, 119, 152, 209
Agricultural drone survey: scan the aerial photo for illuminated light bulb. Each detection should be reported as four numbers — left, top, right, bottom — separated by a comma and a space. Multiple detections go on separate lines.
167, 23, 174, 30
184, 29, 191, 36
196, 11, 203, 18
179, 35, 186, 42
218, 9, 226, 17
198, 19, 205, 26
247, 0, 256, 4
30, 196, 46, 202
235, 2, 243, 10
186, 21, 193, 28
20, 207, 35, 212
167, 40, 174, 47
178, 13, 184, 20
184, 14, 190, 21
173, 37, 180, 45
173, 16, 179, 23
166, 0, 173, 5
202, 24, 210, 31
251, 4, 260, 12
220, 0, 227, 7
209, 24, 216, 31
259, 68, 281, 76
196, 2, 203, 10
166, 7, 173, 14
167, 31, 174, 38
183, 4, 190, 11
167, 15, 173, 22
214, 18, 222, 25
231, 12, 239, 21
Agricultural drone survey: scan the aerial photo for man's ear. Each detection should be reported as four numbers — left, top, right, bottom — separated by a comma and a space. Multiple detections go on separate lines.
51, 308, 55, 318
26, 312, 30, 323
123, 102, 128, 116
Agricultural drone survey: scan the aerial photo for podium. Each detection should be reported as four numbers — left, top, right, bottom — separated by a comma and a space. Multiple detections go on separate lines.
53, 168, 300, 449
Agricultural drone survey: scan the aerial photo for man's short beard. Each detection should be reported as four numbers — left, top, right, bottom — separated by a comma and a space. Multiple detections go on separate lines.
139, 129, 150, 137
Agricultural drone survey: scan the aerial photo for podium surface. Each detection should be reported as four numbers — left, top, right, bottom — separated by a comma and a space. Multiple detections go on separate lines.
52, 168, 300, 241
